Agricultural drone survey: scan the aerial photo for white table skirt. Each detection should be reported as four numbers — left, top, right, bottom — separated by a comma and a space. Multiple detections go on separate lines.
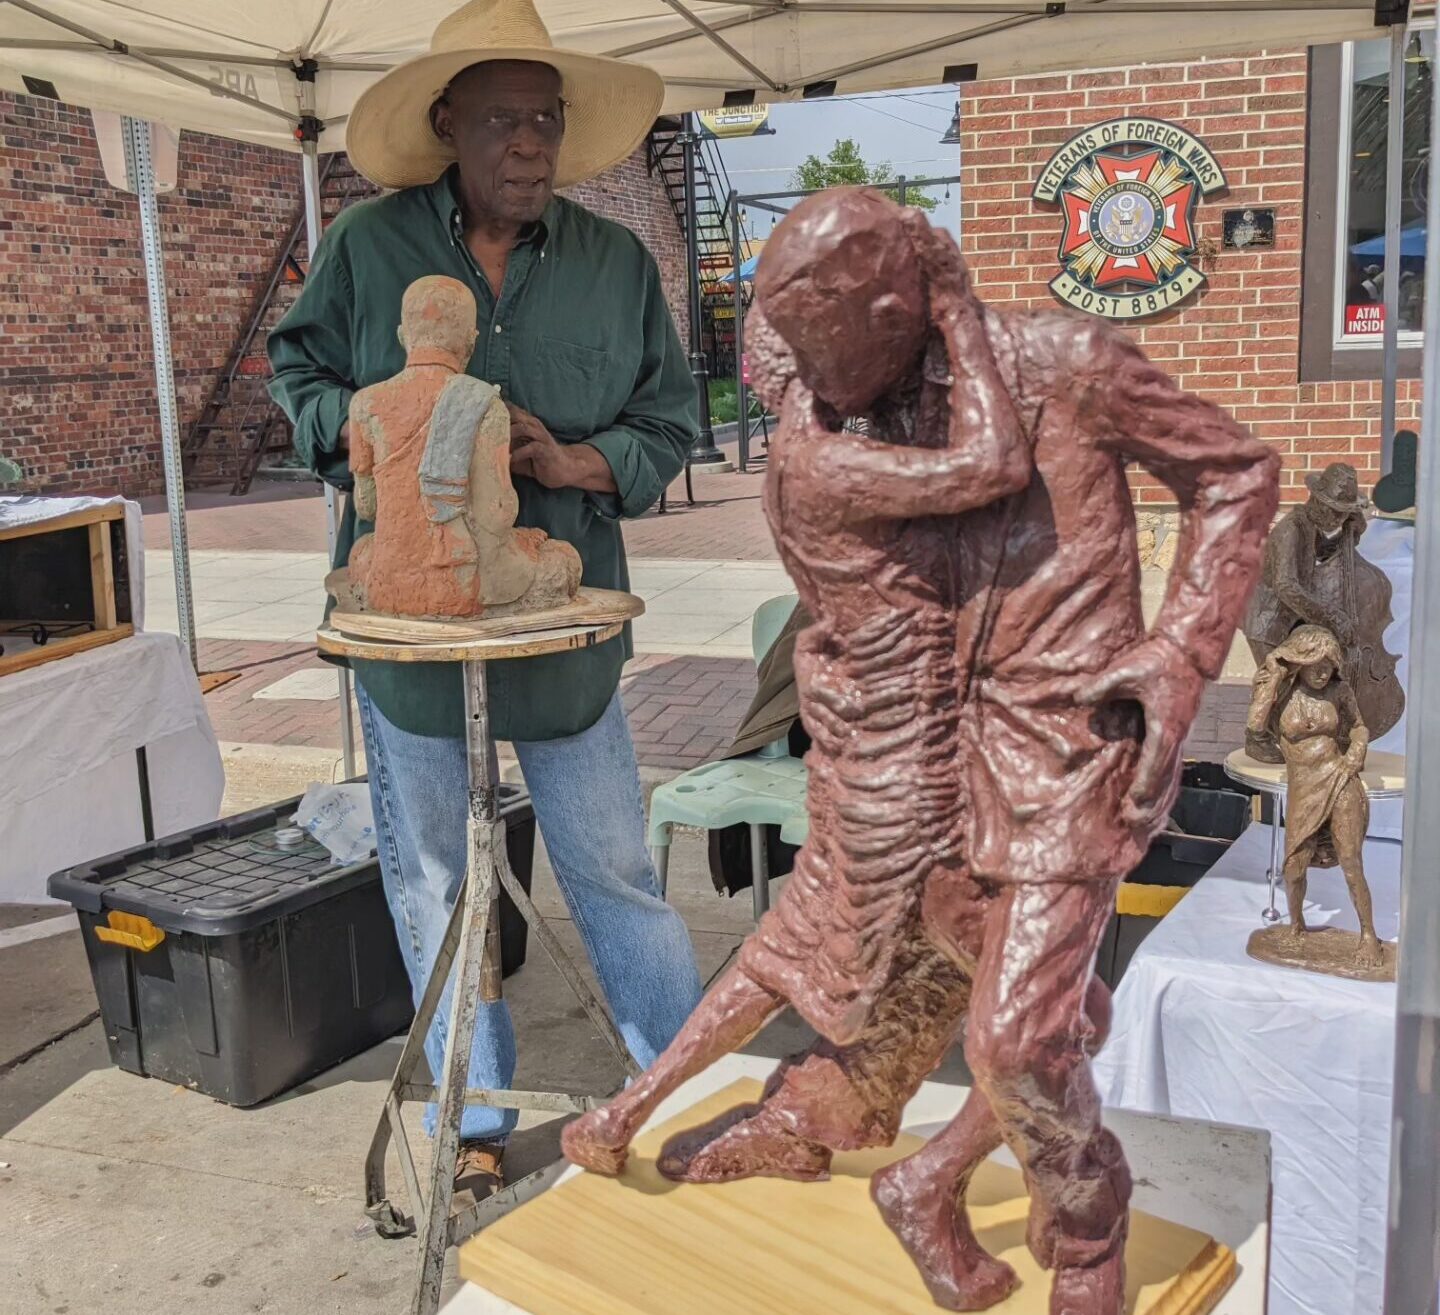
0, 630, 224, 903
1093, 823, 1399, 1315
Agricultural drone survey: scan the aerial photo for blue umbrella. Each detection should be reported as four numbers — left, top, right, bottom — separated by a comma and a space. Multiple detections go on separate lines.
1351, 225, 1428, 258
719, 253, 761, 284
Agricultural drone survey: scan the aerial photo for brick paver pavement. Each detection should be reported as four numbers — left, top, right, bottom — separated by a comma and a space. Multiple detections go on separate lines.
202, 632, 1249, 772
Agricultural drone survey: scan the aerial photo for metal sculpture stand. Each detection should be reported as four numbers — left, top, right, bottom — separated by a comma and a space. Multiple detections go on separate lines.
1224, 747, 1407, 926
317, 608, 644, 1315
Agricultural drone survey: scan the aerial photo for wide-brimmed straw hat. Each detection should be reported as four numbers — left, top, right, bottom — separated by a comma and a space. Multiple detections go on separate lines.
346, 0, 664, 190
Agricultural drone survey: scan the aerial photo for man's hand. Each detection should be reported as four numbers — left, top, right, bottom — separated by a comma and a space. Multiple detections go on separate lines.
507, 403, 618, 494
1034, 635, 1206, 832
508, 404, 574, 488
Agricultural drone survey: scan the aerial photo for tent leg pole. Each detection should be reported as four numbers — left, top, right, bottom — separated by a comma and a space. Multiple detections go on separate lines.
122, 115, 196, 670
301, 140, 357, 781
1380, 21, 1406, 477
1383, 22, 1440, 1314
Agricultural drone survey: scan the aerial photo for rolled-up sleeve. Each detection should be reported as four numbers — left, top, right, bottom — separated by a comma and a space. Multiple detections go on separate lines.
267, 230, 357, 490
582, 257, 697, 519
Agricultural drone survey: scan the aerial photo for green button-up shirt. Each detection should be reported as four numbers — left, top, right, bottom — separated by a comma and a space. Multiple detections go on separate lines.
267, 167, 696, 741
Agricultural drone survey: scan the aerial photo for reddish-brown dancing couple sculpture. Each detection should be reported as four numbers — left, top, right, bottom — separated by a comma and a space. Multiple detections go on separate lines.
563, 189, 1278, 1314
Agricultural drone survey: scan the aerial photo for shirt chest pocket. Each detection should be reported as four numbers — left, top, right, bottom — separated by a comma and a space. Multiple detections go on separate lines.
534, 336, 615, 440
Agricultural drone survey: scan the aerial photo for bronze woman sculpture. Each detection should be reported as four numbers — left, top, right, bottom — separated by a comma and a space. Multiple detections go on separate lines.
563, 189, 1278, 1314
1245, 624, 1394, 980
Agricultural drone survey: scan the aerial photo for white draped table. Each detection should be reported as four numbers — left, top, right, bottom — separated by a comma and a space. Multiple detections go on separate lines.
1093, 823, 1400, 1315
0, 629, 224, 903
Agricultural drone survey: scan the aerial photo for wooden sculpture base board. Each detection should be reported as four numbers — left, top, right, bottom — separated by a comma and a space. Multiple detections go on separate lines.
459, 1080, 1235, 1315
1247, 924, 1397, 982
327, 583, 643, 645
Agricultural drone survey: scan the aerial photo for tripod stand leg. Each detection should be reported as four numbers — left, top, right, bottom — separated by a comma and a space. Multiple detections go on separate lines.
411, 660, 503, 1315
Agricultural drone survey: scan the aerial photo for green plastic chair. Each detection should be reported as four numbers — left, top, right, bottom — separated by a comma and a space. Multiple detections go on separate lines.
648, 594, 807, 919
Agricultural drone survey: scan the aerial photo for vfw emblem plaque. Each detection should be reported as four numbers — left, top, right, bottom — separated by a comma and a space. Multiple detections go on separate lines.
1034, 117, 1226, 320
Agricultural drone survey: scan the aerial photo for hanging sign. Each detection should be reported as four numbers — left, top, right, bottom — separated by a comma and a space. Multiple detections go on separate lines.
1033, 117, 1225, 320
698, 106, 773, 139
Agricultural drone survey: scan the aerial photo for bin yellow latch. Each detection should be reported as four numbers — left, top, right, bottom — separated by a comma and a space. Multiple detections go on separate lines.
94, 911, 166, 952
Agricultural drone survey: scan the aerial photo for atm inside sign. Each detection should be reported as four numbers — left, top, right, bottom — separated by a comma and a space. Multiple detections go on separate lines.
1345, 304, 1384, 335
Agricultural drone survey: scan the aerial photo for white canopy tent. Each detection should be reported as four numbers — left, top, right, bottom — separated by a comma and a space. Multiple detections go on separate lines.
0, 2, 1391, 146
3, 4, 1438, 1311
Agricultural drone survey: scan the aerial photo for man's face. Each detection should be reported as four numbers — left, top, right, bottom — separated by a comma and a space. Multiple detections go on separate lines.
432, 61, 564, 225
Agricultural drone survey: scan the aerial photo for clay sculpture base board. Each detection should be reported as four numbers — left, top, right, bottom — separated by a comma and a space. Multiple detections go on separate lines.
459, 1079, 1235, 1315
327, 584, 642, 645
1247, 924, 1397, 982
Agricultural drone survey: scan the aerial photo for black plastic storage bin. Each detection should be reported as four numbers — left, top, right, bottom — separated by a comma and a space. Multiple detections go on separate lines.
48, 783, 536, 1106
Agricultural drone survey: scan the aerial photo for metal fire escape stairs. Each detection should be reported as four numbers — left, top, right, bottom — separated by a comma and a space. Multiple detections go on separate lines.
181, 153, 378, 494
647, 116, 748, 379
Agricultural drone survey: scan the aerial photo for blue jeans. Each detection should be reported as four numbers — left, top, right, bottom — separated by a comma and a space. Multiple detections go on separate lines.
356, 684, 702, 1141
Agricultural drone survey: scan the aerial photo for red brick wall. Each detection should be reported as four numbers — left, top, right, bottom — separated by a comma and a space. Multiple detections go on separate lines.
959, 50, 1421, 504
1, 92, 298, 496
2, 92, 689, 498
568, 148, 691, 353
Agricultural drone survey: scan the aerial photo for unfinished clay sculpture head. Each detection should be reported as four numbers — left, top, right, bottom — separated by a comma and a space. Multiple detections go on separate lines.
563, 190, 1278, 1315
756, 188, 927, 416
337, 274, 579, 619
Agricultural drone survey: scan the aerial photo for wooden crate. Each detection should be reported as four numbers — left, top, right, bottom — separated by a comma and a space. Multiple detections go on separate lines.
0, 504, 134, 677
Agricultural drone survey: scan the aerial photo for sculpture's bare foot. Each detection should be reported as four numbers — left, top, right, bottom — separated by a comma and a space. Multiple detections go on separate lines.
1355, 934, 1384, 969
871, 1161, 1019, 1311
562, 1103, 637, 1177
657, 1102, 832, 1183
1050, 1250, 1125, 1315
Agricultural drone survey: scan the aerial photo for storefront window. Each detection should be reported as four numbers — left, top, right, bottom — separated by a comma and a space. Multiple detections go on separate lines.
1336, 32, 1434, 345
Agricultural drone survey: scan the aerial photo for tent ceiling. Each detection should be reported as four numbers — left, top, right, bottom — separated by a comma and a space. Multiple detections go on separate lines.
0, 0, 1401, 155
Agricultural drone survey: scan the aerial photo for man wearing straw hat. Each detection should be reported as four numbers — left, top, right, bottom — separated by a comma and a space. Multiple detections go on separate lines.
268, 0, 702, 1206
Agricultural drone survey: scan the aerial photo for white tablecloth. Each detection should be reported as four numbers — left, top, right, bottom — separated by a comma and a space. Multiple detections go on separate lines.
1093, 823, 1399, 1315
1359, 517, 1412, 840
0, 630, 224, 903
0, 494, 146, 630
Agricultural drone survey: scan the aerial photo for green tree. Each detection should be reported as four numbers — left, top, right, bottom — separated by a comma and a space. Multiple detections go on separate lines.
791, 138, 937, 211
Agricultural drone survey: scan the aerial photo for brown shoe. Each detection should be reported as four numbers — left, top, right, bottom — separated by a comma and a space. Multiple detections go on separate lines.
452, 1139, 505, 1214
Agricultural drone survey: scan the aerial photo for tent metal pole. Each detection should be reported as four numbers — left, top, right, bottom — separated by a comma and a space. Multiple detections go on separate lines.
657, 0, 783, 89
300, 136, 358, 782
1380, 21, 1406, 477
122, 115, 196, 669
1382, 21, 1440, 1313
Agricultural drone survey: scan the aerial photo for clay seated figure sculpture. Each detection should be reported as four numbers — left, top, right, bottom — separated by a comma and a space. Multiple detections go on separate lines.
564, 188, 1277, 1315
338, 275, 580, 620
1245, 624, 1391, 979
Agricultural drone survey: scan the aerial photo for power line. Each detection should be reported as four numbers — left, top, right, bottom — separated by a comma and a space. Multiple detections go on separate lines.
851, 98, 947, 132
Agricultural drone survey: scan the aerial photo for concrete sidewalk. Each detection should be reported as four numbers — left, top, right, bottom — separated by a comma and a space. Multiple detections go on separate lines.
2, 808, 832, 1315
144, 550, 794, 660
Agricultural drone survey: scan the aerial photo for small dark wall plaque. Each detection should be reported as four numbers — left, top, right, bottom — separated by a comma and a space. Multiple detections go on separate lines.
1223, 208, 1275, 250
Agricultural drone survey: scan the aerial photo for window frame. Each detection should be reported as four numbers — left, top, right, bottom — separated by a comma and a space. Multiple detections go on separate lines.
1300, 31, 1432, 382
